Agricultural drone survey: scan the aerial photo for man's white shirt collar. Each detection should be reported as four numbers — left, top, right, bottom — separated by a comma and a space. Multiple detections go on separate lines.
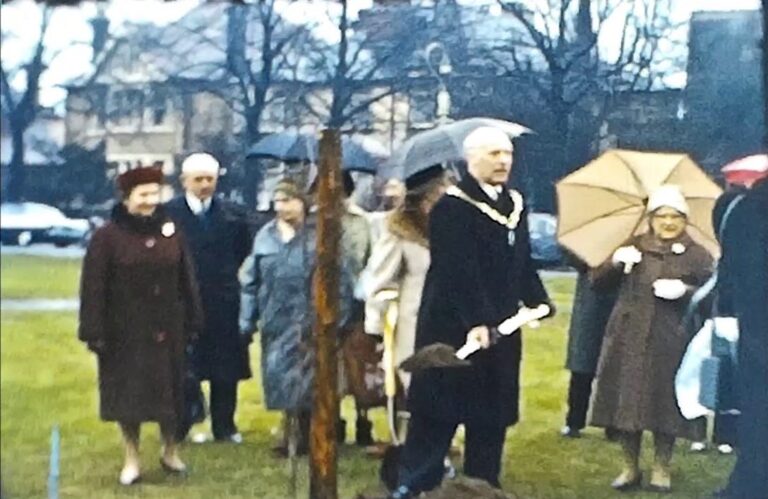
480, 182, 503, 201
186, 193, 211, 215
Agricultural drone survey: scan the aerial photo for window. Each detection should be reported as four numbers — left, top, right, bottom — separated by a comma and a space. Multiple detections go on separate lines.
147, 87, 168, 126
108, 89, 144, 126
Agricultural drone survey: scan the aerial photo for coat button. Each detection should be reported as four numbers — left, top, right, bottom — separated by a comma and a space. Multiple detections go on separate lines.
145, 238, 156, 248
154, 331, 167, 343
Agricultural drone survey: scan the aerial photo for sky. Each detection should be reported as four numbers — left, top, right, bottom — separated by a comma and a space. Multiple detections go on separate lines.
0, 0, 761, 111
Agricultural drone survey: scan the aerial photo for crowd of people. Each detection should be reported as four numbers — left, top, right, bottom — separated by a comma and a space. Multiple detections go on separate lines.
77, 128, 767, 498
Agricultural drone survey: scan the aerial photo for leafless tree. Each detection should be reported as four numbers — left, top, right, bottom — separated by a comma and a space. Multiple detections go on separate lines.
1, 6, 52, 201
300, 0, 416, 130
492, 0, 682, 165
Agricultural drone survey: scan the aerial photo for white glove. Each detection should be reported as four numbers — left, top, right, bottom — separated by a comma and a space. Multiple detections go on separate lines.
653, 279, 687, 300
612, 246, 642, 273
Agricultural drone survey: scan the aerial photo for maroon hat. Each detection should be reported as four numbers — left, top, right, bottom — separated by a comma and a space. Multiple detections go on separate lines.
117, 166, 164, 195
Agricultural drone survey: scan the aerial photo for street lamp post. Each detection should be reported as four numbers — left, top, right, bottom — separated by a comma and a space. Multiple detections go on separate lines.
424, 42, 452, 126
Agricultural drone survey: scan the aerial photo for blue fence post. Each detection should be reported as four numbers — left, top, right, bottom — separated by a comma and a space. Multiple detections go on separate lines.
48, 425, 60, 499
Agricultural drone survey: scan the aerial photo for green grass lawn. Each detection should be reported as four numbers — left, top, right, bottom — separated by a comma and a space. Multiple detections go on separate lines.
0, 263, 733, 498
0, 255, 82, 299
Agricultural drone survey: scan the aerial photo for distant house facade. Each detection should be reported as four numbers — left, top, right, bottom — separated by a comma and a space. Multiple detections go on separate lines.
684, 10, 764, 174
63, 2, 746, 211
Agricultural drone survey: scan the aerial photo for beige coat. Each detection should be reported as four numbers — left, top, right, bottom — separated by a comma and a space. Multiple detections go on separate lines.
364, 210, 430, 390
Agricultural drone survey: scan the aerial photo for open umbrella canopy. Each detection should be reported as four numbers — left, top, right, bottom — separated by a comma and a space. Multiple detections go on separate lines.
721, 154, 768, 186
556, 149, 723, 268
388, 117, 532, 179
246, 132, 388, 173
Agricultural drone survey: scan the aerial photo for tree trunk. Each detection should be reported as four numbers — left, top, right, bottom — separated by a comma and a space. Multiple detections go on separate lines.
309, 129, 342, 499
5, 125, 27, 202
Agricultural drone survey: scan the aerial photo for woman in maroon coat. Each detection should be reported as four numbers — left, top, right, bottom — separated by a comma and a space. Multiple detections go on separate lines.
79, 167, 203, 485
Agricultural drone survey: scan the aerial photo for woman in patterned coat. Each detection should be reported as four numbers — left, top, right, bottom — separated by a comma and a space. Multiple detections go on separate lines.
239, 179, 354, 454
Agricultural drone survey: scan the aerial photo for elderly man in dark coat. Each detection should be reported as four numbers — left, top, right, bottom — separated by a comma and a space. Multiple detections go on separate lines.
714, 174, 768, 499
165, 153, 252, 443
389, 127, 553, 499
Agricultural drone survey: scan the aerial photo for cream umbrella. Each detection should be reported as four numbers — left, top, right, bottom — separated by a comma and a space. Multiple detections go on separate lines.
556, 149, 723, 268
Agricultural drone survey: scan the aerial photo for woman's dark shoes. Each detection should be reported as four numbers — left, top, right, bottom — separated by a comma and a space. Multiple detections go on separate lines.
611, 471, 643, 491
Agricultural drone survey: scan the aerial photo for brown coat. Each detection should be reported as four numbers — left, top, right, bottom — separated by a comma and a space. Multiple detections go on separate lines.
79, 205, 203, 425
590, 233, 712, 439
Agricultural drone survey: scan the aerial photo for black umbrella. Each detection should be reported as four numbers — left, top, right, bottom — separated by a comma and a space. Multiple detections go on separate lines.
387, 117, 532, 179
247, 132, 387, 173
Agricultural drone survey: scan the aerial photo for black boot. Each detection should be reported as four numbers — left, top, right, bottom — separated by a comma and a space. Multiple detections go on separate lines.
356, 417, 375, 446
336, 418, 347, 444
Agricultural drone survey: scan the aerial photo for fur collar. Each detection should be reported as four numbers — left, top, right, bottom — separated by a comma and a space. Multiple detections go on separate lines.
635, 231, 694, 255
387, 209, 429, 248
111, 203, 168, 235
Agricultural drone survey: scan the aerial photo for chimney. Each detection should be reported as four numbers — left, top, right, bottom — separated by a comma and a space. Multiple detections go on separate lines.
90, 6, 109, 62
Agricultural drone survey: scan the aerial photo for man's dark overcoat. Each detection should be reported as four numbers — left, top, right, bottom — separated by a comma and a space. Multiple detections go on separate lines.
79, 205, 203, 424
165, 197, 252, 382
717, 178, 768, 498
407, 175, 550, 428
564, 256, 618, 375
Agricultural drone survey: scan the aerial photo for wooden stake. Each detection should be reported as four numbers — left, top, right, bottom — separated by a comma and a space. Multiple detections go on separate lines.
309, 129, 342, 499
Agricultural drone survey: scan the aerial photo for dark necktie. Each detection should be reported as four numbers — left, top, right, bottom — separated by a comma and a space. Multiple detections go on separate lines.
198, 204, 210, 229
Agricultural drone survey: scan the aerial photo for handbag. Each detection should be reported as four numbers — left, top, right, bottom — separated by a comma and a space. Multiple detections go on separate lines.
342, 320, 387, 409
696, 194, 744, 412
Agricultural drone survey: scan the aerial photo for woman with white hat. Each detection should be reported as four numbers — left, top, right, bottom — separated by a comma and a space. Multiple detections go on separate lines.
589, 184, 714, 493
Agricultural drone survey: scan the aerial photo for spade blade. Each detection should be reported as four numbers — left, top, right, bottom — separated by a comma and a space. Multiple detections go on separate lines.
399, 343, 472, 372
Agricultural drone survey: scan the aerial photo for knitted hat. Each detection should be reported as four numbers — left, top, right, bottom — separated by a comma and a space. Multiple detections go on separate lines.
646, 184, 689, 216
273, 178, 307, 204
117, 166, 164, 195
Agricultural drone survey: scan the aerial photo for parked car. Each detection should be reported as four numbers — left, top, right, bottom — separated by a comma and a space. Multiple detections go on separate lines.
528, 212, 562, 268
0, 202, 91, 247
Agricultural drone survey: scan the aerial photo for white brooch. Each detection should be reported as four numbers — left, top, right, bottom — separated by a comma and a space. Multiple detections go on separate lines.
671, 243, 686, 254
161, 222, 176, 238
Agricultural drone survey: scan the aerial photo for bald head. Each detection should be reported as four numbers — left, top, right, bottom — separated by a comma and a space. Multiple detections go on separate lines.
462, 127, 514, 186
